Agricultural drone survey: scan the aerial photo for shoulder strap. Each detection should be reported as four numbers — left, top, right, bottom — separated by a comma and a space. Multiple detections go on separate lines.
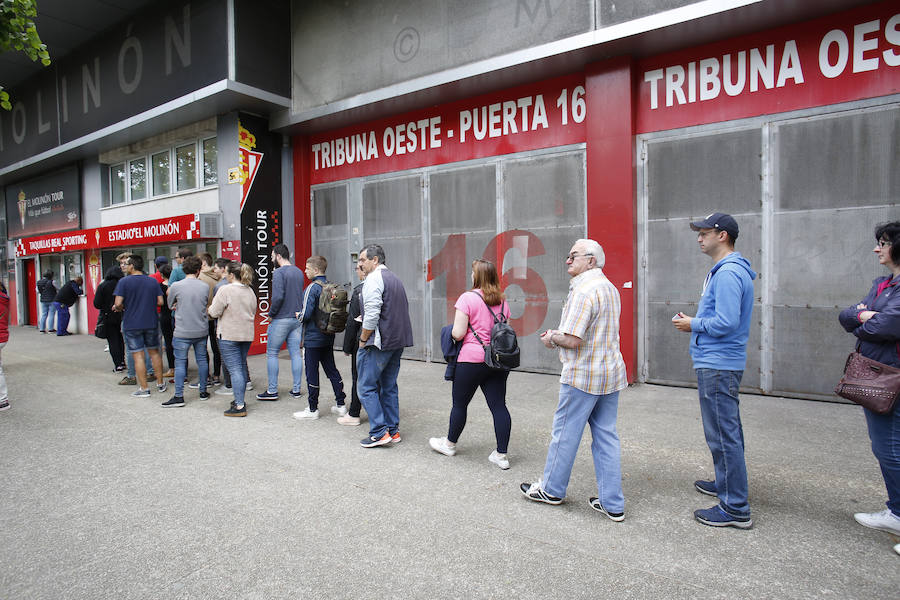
475, 292, 507, 324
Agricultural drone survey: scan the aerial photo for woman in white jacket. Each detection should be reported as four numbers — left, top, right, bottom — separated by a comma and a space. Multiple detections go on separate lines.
208, 263, 257, 417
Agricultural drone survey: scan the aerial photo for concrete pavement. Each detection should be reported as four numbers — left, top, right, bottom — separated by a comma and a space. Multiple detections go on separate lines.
1, 329, 898, 599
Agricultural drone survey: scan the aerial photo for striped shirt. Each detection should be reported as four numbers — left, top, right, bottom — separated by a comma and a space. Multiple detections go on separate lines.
557, 268, 627, 395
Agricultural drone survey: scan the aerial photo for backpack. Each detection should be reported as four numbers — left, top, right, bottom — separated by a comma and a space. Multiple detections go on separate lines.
313, 280, 350, 334
467, 293, 520, 371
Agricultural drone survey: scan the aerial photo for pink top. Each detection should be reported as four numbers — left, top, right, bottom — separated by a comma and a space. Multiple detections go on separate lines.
455, 290, 511, 363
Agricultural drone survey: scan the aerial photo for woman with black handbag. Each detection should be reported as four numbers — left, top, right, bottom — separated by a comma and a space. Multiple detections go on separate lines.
93, 266, 126, 373
838, 221, 900, 556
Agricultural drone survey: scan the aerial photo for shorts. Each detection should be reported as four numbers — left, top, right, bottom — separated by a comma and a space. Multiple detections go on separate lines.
124, 328, 160, 353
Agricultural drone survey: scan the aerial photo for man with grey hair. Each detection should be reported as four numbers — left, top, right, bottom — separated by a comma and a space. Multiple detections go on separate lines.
356, 244, 414, 447
521, 239, 628, 521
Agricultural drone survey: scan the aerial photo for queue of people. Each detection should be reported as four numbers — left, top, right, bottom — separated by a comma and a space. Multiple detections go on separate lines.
7, 217, 898, 557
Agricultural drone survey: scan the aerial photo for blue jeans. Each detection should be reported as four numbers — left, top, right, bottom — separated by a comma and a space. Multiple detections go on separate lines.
357, 346, 403, 438
56, 304, 70, 335
696, 368, 750, 518
265, 318, 303, 394
219, 339, 251, 408
541, 384, 624, 511
39, 301, 55, 331
173, 336, 209, 397
864, 400, 900, 517
124, 328, 160, 353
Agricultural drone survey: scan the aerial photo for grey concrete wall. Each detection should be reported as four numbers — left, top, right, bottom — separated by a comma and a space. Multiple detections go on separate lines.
291, 0, 707, 114
292, 0, 594, 112
217, 114, 242, 244
81, 159, 102, 230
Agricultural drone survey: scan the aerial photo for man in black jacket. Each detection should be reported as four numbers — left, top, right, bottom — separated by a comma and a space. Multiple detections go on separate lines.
54, 275, 83, 336
338, 264, 367, 426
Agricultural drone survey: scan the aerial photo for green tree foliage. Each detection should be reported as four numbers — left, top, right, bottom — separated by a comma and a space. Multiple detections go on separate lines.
0, 0, 51, 110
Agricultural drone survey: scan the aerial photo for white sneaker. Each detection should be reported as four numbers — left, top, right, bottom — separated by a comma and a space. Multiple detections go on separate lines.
331, 405, 348, 417
336, 414, 361, 426
853, 509, 900, 535
488, 450, 510, 470
429, 437, 456, 456
215, 387, 233, 396
894, 543, 900, 556
246, 381, 254, 391
292, 408, 319, 421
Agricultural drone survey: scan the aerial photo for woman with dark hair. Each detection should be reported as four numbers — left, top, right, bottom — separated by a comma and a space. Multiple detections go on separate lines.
838, 221, 900, 556
429, 259, 513, 469
93, 266, 126, 372
0, 280, 9, 411
36, 269, 57, 333
208, 262, 257, 417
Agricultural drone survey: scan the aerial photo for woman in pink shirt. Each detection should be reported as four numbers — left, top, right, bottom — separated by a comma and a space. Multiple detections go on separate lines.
430, 259, 512, 469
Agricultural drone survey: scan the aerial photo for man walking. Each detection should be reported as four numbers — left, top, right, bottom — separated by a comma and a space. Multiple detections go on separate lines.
673, 212, 757, 529
53, 275, 83, 336
113, 255, 166, 398
356, 244, 413, 447
520, 239, 628, 521
163, 256, 210, 407
257, 244, 305, 401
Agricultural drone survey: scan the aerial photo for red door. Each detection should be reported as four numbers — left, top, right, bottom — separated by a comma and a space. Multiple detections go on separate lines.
25, 259, 38, 326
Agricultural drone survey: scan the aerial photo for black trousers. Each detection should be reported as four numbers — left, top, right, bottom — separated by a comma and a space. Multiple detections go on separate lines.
107, 326, 125, 370
349, 349, 361, 417
448, 362, 511, 453
207, 319, 221, 378
159, 313, 175, 369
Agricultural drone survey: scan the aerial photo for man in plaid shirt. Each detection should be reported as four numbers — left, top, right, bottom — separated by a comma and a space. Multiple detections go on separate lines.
520, 239, 628, 521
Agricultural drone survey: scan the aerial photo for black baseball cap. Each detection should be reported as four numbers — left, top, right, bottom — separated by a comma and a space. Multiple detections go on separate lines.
154, 256, 169, 267
690, 212, 739, 240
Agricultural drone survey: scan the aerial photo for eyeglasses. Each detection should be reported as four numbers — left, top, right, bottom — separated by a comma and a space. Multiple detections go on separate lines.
566, 252, 593, 262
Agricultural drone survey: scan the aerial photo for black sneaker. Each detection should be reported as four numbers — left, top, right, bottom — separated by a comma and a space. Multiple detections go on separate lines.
256, 391, 279, 401
519, 481, 563, 505
199, 391, 210, 400
161, 396, 185, 408
288, 389, 304, 399
224, 402, 247, 417
588, 497, 625, 522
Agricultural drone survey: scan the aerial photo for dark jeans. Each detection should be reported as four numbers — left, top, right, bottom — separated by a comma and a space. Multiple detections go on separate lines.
107, 326, 125, 369
219, 339, 251, 408
304, 345, 346, 411
448, 362, 511, 453
864, 399, 900, 516
159, 313, 175, 369
207, 319, 220, 378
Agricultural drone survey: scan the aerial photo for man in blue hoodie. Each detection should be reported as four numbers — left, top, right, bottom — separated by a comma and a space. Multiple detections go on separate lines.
673, 212, 757, 529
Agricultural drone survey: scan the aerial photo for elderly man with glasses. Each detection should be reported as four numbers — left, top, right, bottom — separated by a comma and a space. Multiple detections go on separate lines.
520, 238, 629, 522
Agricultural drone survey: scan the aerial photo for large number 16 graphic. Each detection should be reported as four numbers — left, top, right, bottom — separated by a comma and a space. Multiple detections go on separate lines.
427, 229, 549, 336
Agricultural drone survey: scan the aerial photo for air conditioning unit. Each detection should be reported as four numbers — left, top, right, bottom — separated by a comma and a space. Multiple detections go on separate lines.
199, 212, 223, 238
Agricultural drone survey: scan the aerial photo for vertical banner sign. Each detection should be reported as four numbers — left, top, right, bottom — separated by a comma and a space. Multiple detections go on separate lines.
238, 114, 282, 354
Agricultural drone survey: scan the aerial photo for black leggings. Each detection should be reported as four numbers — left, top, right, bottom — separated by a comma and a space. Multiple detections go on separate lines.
448, 362, 511, 453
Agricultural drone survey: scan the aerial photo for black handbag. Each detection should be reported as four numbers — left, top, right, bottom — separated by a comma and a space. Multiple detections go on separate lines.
834, 351, 900, 415
94, 311, 107, 339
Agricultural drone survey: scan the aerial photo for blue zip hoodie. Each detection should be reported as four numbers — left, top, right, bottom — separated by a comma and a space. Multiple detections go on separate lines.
689, 252, 757, 371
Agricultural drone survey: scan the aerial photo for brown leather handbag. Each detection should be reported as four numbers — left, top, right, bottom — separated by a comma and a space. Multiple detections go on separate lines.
834, 351, 900, 415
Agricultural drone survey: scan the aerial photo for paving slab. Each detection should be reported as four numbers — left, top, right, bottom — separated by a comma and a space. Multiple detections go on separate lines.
1, 330, 898, 599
